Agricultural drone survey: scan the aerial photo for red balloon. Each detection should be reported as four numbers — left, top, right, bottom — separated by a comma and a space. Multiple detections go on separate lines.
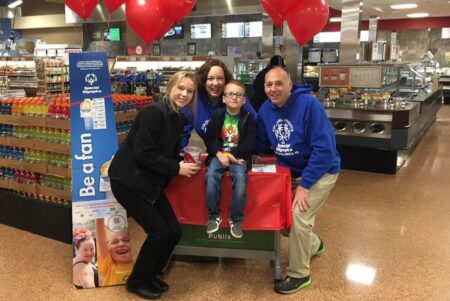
126, 0, 165, 44
287, 0, 329, 45
261, 0, 283, 27
261, 0, 299, 21
65, 0, 98, 20
155, 19, 174, 41
104, 0, 125, 13
159, 0, 196, 23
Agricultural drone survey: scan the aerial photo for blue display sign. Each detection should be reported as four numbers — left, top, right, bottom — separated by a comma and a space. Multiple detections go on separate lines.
69, 52, 118, 203
69, 52, 133, 289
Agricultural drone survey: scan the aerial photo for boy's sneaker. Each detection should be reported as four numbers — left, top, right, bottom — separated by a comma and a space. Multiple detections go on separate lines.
274, 276, 311, 294
229, 220, 243, 238
206, 216, 222, 234
312, 238, 325, 257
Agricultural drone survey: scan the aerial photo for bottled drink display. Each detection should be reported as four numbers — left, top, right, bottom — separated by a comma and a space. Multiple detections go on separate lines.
0, 93, 153, 205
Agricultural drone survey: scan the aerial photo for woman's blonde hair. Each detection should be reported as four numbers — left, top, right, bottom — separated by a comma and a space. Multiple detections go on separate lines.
165, 71, 198, 114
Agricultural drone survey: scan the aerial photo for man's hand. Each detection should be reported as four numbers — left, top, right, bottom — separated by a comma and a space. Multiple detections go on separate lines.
293, 186, 310, 212
252, 155, 261, 164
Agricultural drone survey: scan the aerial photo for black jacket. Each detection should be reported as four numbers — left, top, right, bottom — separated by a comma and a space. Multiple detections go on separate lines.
250, 66, 271, 112
204, 107, 256, 170
108, 101, 183, 205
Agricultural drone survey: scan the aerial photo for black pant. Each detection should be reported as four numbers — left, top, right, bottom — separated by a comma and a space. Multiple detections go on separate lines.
110, 179, 182, 287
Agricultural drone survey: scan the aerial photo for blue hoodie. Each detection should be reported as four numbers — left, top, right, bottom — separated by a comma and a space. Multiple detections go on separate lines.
181, 89, 257, 149
256, 87, 340, 189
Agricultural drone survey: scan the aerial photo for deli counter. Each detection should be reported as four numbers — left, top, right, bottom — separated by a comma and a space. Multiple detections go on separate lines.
317, 63, 442, 174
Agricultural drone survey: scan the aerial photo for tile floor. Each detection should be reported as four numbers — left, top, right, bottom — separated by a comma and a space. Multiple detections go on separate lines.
1, 106, 449, 301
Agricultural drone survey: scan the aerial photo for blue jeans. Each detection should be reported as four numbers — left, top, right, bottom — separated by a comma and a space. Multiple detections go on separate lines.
205, 157, 248, 222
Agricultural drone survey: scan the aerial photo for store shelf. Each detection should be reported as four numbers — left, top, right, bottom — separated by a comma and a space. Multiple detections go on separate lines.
0, 93, 140, 243
0, 158, 71, 178
0, 188, 72, 243
37, 184, 71, 200
0, 115, 68, 129
0, 136, 70, 155
115, 111, 138, 123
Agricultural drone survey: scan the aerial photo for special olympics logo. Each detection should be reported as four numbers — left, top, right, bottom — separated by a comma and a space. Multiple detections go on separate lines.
85, 73, 97, 85
273, 119, 293, 144
201, 119, 210, 133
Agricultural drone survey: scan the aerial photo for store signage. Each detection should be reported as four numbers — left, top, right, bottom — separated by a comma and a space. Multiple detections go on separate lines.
69, 52, 133, 289
127, 44, 149, 56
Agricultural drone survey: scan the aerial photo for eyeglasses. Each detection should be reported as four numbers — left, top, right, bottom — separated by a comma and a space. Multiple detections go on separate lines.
223, 92, 245, 99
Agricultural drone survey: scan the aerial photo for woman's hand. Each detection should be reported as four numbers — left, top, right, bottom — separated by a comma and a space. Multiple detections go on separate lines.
179, 161, 200, 177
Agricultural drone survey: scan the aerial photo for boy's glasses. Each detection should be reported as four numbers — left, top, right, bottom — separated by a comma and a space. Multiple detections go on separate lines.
224, 92, 244, 99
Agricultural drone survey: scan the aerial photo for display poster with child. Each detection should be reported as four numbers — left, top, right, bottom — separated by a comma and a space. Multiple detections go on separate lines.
69, 52, 133, 289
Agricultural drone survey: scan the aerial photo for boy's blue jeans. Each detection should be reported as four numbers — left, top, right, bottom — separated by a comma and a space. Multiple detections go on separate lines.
205, 157, 248, 223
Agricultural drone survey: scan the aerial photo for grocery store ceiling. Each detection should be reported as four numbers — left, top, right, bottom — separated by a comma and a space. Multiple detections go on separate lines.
12, 0, 450, 21
327, 0, 450, 20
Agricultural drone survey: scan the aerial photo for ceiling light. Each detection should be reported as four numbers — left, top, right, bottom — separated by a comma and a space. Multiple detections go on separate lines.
407, 12, 429, 18
329, 17, 342, 23
390, 3, 418, 9
8, 0, 23, 8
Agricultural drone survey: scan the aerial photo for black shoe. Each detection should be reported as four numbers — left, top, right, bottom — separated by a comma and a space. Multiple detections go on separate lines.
274, 276, 311, 294
151, 278, 169, 293
126, 284, 161, 299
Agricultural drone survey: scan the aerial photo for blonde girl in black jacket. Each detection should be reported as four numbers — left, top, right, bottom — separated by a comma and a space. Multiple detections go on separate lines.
108, 71, 201, 300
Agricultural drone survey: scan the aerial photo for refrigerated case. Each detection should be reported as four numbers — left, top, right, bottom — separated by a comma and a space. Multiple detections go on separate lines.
440, 68, 450, 104
233, 58, 268, 84
317, 62, 442, 174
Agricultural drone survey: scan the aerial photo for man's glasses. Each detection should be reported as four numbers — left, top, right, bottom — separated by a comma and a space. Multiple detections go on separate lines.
223, 92, 245, 99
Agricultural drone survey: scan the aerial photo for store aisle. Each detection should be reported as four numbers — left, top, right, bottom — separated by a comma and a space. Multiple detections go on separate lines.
1, 106, 450, 301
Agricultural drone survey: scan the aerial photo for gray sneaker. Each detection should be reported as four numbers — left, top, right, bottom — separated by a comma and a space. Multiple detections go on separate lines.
206, 216, 222, 234
229, 220, 243, 238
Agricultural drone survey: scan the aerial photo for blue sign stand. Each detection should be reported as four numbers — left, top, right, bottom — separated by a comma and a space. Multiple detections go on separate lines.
69, 52, 132, 288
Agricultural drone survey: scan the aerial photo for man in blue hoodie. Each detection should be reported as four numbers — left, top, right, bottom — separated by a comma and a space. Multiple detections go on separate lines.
256, 66, 340, 294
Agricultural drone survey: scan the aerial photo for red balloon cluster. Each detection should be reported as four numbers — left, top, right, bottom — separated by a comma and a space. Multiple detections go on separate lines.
260, 0, 329, 45
65, 0, 196, 44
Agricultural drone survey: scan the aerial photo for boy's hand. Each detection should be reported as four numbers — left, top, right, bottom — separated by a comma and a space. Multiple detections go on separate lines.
228, 154, 244, 165
217, 151, 230, 167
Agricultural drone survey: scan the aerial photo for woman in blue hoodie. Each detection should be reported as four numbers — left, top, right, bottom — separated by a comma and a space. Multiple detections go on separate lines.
181, 59, 257, 149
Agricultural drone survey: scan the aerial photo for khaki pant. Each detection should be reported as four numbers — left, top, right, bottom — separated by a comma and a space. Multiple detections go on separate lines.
286, 173, 338, 278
